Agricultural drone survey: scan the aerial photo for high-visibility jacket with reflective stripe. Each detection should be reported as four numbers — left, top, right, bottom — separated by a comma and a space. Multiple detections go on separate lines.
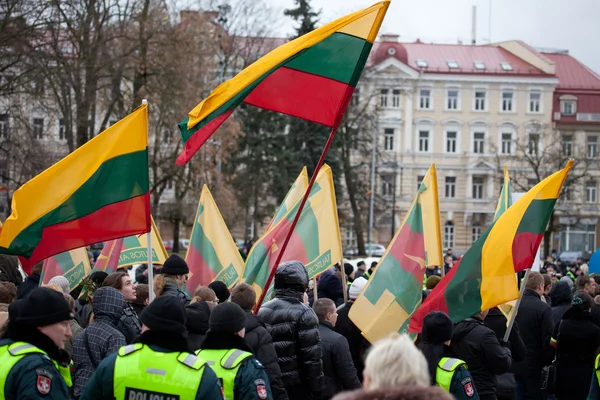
436, 357, 467, 392
113, 343, 207, 399
197, 348, 253, 400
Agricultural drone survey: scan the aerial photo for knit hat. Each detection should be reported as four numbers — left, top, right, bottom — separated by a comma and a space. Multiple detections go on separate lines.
349, 277, 367, 300
208, 280, 230, 303
161, 254, 189, 275
140, 295, 186, 335
16, 288, 73, 327
344, 263, 354, 277
560, 275, 574, 288
48, 276, 70, 294
422, 311, 453, 344
209, 302, 247, 334
425, 276, 441, 290
89, 271, 109, 286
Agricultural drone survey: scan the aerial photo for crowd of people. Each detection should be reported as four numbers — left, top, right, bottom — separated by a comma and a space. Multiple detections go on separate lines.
1, 250, 600, 399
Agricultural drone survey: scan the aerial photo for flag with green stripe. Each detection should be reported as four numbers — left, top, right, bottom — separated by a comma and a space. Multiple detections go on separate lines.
267, 167, 308, 230
41, 247, 92, 290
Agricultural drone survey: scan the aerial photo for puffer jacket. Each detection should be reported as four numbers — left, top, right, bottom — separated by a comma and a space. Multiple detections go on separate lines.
117, 302, 141, 344
185, 300, 211, 351
451, 316, 512, 396
245, 310, 288, 400
160, 281, 190, 305
550, 281, 572, 326
73, 287, 127, 398
0, 254, 22, 285
259, 260, 324, 400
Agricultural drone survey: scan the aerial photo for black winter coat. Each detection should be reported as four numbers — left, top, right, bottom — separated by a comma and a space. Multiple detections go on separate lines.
160, 282, 190, 305
185, 300, 210, 351
333, 301, 370, 383
16, 274, 40, 299
117, 303, 141, 344
554, 307, 600, 400
451, 317, 512, 396
318, 322, 361, 399
258, 261, 323, 400
244, 310, 288, 400
0, 255, 22, 285
550, 281, 572, 326
513, 290, 555, 378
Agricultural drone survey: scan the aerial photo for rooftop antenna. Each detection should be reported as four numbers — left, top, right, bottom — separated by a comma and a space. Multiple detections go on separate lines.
488, 0, 492, 43
471, 6, 477, 45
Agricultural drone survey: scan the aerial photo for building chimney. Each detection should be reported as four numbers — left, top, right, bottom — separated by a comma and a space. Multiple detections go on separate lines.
471, 6, 477, 45
380, 34, 400, 43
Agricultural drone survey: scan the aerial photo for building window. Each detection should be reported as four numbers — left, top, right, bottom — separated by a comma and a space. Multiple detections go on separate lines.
562, 135, 573, 156
474, 61, 486, 70
419, 89, 431, 109
392, 89, 401, 108
472, 223, 482, 243
0, 115, 8, 139
586, 181, 597, 203
384, 128, 394, 151
501, 133, 512, 155
529, 91, 541, 113
446, 131, 457, 153
588, 136, 598, 158
502, 91, 514, 112
59, 119, 66, 141
416, 59, 428, 68
380, 89, 388, 108
447, 60, 459, 69
445, 177, 456, 198
33, 118, 44, 139
418, 130, 429, 152
417, 175, 425, 190
474, 90, 487, 111
446, 90, 459, 110
528, 133, 539, 155
444, 221, 454, 249
562, 100, 575, 115
501, 62, 513, 71
473, 132, 485, 154
472, 177, 484, 199
381, 175, 393, 197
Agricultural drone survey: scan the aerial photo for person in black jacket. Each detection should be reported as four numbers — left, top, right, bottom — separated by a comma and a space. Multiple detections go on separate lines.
258, 260, 324, 400
450, 310, 512, 400
313, 298, 362, 399
232, 283, 288, 400
318, 267, 345, 306
155, 255, 190, 305
101, 272, 141, 344
551, 291, 600, 400
186, 299, 212, 351
0, 254, 22, 286
484, 307, 526, 400
550, 280, 572, 326
16, 262, 42, 299
513, 271, 554, 400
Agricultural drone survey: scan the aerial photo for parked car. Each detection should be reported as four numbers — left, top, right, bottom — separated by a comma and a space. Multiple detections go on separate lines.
344, 243, 386, 257
559, 251, 582, 264
162, 239, 189, 252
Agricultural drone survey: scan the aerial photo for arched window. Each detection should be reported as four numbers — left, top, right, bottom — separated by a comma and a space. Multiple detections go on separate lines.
444, 221, 454, 249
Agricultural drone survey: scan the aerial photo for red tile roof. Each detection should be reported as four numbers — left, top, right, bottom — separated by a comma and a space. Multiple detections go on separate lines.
542, 52, 600, 90
368, 41, 551, 76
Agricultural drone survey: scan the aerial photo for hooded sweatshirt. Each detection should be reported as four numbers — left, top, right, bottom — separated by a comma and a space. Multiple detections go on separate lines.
550, 281, 572, 326
73, 287, 127, 398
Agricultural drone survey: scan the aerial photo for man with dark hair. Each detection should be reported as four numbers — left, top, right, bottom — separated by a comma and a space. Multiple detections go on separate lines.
354, 261, 367, 280
313, 298, 361, 399
209, 280, 230, 304
443, 255, 454, 276
578, 275, 600, 328
131, 283, 149, 316
102, 272, 141, 343
0, 255, 22, 286
231, 283, 288, 400
16, 262, 43, 299
542, 274, 552, 303
514, 271, 554, 400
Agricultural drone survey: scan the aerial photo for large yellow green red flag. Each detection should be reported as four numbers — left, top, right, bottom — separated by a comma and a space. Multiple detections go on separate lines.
0, 105, 150, 273
177, 1, 390, 164
183, 185, 244, 293
267, 167, 309, 230
410, 161, 573, 333
41, 248, 92, 290
349, 165, 442, 343
242, 164, 342, 299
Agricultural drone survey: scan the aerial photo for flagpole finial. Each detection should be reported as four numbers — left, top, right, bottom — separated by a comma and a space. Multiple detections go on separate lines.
142, 99, 148, 105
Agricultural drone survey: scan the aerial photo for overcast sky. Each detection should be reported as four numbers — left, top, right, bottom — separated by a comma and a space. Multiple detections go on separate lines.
263, 0, 600, 75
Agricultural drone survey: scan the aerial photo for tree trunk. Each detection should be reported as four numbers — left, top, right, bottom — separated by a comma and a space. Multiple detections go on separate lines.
132, 0, 150, 108
341, 141, 366, 255
172, 214, 181, 254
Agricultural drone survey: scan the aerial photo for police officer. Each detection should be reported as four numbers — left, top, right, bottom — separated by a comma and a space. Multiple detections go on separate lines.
0, 287, 74, 399
197, 302, 273, 400
81, 295, 224, 399
419, 312, 479, 400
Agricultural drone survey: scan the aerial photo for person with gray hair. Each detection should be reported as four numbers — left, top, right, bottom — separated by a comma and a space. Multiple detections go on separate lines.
48, 276, 70, 295
313, 298, 361, 399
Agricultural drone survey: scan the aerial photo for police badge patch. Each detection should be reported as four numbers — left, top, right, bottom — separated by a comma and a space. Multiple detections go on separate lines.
36, 375, 52, 395
255, 379, 267, 399
464, 382, 474, 397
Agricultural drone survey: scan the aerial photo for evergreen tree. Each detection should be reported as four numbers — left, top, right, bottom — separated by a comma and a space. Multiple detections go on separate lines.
284, 0, 320, 36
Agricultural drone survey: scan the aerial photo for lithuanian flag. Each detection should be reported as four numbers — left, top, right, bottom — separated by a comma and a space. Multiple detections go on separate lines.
41, 247, 92, 290
267, 167, 308, 230
0, 105, 150, 273
349, 165, 442, 343
93, 239, 124, 274
242, 164, 342, 298
177, 1, 390, 165
494, 166, 512, 222
183, 185, 244, 292
409, 161, 573, 333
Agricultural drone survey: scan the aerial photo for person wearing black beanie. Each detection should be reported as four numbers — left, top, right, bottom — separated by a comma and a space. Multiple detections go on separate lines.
0, 288, 73, 398
156, 254, 190, 305
197, 302, 273, 400
79, 295, 225, 400
208, 280, 230, 304
418, 311, 479, 400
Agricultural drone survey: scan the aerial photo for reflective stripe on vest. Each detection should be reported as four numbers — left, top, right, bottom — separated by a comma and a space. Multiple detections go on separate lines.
196, 348, 253, 400
436, 357, 467, 392
114, 344, 206, 400
0, 341, 72, 398
595, 354, 600, 385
